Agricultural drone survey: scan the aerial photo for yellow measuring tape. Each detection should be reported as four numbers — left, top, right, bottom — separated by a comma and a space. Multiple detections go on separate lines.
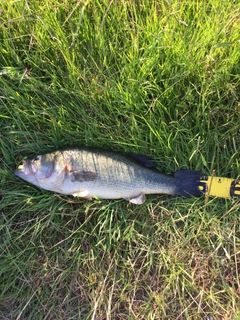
200, 176, 240, 198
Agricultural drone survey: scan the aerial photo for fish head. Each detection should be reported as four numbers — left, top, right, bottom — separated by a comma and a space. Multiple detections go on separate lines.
14, 151, 66, 190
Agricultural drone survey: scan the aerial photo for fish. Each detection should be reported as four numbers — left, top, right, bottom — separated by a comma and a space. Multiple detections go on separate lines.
14, 147, 205, 204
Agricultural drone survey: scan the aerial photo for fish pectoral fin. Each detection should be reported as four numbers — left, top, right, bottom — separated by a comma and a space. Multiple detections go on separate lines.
72, 190, 91, 199
125, 193, 146, 204
71, 171, 96, 182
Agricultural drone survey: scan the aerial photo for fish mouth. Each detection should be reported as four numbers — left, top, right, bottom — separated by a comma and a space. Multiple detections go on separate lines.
14, 169, 25, 178
17, 164, 24, 171
14, 161, 33, 177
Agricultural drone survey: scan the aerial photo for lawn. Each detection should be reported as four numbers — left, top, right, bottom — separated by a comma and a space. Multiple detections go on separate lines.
0, 0, 240, 319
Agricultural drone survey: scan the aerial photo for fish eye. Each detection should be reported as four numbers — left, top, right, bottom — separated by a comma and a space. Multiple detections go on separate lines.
34, 156, 40, 161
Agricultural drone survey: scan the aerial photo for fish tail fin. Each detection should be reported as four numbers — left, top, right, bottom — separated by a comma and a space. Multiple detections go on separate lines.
174, 169, 206, 197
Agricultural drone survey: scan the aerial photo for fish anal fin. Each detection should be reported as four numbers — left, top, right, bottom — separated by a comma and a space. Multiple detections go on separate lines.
125, 193, 146, 204
71, 171, 96, 182
72, 190, 92, 199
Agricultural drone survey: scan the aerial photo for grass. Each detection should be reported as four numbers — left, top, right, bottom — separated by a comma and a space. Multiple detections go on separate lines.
0, 0, 240, 319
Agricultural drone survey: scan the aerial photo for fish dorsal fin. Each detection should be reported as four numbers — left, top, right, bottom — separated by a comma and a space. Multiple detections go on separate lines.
125, 193, 146, 204
127, 153, 156, 168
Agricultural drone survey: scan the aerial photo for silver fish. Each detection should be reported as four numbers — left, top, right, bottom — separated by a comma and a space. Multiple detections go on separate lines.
14, 147, 204, 204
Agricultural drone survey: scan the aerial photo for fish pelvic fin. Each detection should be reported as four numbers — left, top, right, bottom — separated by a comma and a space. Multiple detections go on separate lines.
72, 190, 92, 199
124, 193, 146, 204
174, 169, 206, 197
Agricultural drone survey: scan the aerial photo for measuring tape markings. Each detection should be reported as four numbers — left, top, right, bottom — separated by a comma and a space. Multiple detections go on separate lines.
199, 176, 240, 198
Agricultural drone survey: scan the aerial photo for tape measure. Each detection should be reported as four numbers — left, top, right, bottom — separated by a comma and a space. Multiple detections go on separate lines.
199, 176, 240, 198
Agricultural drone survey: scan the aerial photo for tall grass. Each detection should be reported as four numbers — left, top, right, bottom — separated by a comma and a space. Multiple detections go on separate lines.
0, 0, 239, 319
